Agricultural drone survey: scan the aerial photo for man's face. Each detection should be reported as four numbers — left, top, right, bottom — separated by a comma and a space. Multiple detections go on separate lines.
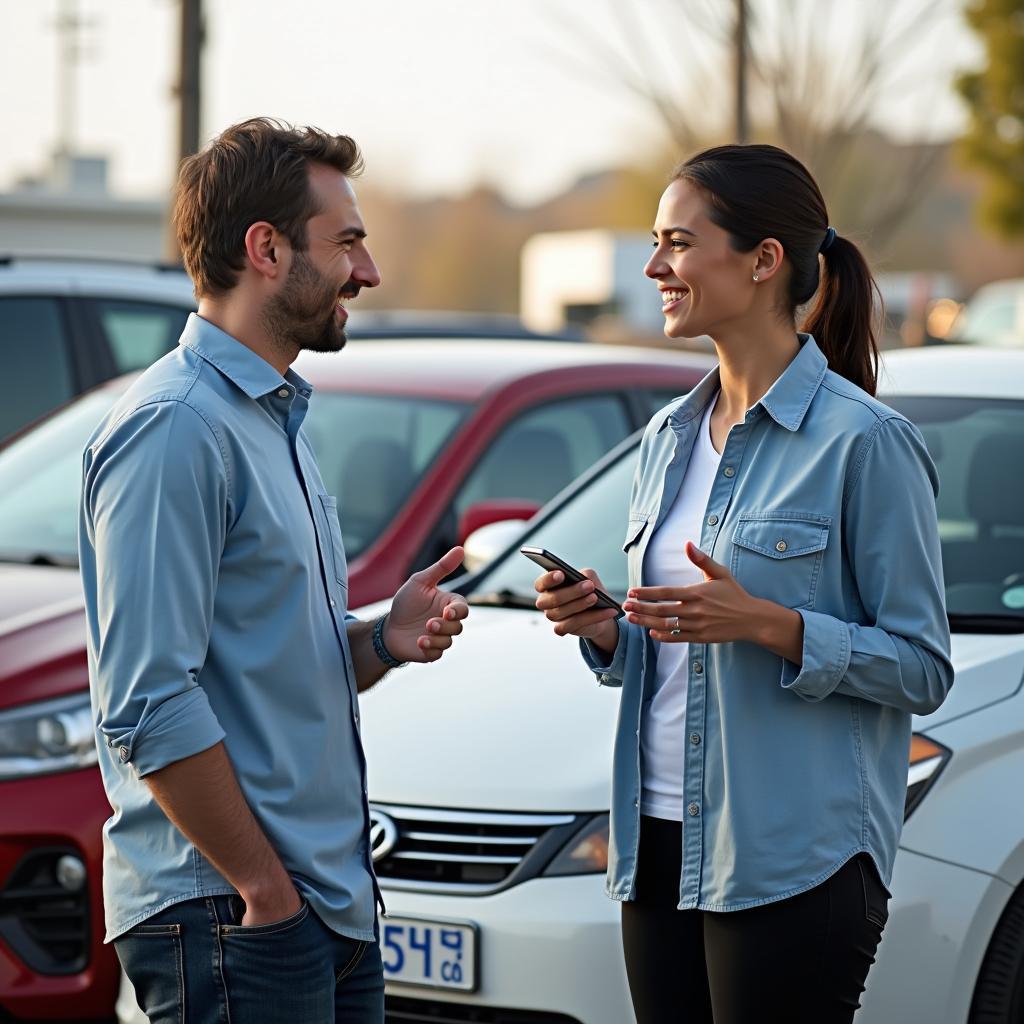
262, 164, 381, 353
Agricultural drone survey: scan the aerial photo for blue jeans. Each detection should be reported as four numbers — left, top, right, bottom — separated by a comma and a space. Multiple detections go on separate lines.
114, 894, 384, 1023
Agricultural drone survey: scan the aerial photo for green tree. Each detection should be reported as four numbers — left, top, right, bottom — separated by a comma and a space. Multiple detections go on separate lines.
957, 0, 1024, 236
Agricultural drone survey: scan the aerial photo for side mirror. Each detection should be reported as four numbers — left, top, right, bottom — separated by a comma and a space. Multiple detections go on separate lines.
463, 519, 532, 575
457, 499, 541, 547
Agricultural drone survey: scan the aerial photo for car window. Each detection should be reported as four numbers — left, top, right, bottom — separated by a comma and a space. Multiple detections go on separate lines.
0, 390, 117, 564
453, 394, 632, 520
302, 393, 471, 559
471, 444, 636, 599
644, 388, 688, 416
0, 297, 75, 439
884, 397, 1024, 617
93, 299, 191, 372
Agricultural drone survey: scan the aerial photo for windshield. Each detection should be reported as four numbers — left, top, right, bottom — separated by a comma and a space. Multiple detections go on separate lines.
0, 388, 469, 566
472, 396, 1024, 628
886, 396, 1024, 621
470, 445, 635, 602
0, 391, 118, 565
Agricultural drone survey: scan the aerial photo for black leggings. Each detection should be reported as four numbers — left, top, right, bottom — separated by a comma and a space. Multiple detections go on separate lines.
621, 816, 889, 1024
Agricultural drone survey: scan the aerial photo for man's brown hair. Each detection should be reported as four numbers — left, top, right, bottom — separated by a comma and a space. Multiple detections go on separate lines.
172, 117, 363, 297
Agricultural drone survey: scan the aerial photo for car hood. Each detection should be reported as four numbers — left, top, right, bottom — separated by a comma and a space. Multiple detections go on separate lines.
360, 605, 621, 812
360, 607, 1024, 811
914, 630, 1024, 730
0, 564, 88, 710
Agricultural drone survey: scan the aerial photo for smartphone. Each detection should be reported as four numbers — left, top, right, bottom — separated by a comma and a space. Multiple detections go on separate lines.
520, 546, 624, 617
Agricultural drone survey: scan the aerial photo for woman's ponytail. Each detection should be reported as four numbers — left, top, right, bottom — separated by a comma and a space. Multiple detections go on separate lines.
801, 236, 882, 396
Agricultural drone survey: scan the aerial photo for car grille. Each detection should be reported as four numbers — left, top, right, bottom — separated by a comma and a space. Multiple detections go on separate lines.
370, 804, 581, 895
385, 996, 582, 1023
0, 847, 89, 975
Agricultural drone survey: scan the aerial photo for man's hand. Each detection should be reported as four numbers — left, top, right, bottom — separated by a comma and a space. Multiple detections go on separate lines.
239, 876, 303, 927
384, 546, 470, 663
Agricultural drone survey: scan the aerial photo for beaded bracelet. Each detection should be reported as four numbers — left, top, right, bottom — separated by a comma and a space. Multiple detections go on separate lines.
373, 614, 406, 670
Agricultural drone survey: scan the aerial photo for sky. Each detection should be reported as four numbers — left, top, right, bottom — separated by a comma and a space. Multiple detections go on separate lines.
0, 0, 985, 206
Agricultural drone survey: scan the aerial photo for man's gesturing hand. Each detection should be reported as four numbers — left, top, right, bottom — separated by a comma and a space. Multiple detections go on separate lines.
385, 546, 470, 663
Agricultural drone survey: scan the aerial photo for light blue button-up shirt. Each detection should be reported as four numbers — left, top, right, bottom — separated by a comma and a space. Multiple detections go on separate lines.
583, 335, 953, 911
80, 314, 378, 942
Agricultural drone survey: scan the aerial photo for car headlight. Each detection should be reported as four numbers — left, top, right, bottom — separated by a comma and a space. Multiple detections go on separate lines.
0, 692, 98, 781
904, 733, 951, 820
544, 814, 609, 876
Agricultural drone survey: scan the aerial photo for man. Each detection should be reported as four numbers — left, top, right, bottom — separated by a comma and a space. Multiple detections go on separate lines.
79, 118, 469, 1023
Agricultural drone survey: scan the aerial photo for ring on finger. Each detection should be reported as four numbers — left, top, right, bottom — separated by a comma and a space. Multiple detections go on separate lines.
669, 615, 681, 637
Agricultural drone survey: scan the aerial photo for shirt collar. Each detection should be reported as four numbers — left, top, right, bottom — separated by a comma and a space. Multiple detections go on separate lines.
657, 334, 827, 435
181, 313, 313, 401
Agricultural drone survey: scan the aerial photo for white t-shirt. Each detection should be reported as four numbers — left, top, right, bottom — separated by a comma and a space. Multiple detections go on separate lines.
640, 395, 722, 821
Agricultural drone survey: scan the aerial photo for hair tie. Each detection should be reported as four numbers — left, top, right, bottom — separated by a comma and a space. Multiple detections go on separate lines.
820, 226, 836, 253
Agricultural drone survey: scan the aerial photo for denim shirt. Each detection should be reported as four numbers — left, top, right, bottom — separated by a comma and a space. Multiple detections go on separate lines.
80, 314, 379, 941
582, 335, 953, 911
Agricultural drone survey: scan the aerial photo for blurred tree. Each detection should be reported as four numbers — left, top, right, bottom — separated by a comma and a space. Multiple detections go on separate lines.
543, 0, 962, 252
956, 0, 1024, 237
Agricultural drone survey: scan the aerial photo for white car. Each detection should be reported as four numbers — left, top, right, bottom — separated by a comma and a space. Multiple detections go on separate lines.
948, 278, 1024, 349
350, 346, 1024, 1024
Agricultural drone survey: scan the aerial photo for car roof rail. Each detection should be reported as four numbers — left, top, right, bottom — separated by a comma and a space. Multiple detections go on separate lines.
0, 252, 188, 274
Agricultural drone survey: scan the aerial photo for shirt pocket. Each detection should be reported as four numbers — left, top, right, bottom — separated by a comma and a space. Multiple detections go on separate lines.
730, 512, 830, 610
318, 494, 349, 591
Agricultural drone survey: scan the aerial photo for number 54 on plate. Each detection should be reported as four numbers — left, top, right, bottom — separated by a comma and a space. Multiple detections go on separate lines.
380, 916, 478, 992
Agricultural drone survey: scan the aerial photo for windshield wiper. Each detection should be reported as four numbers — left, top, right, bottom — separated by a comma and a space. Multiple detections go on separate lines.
0, 551, 79, 568
466, 588, 540, 610
948, 612, 1024, 634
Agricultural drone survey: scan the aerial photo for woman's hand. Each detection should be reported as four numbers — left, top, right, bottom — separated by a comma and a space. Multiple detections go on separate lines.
534, 568, 620, 655
624, 542, 762, 644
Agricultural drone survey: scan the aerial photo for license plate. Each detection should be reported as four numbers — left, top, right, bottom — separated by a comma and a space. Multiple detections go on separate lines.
379, 916, 478, 992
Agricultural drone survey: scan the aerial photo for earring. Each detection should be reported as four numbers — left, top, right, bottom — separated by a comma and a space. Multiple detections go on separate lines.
752, 273, 759, 282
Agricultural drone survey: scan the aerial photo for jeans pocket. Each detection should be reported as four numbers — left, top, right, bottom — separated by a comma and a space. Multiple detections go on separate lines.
335, 939, 369, 983
856, 854, 890, 929
114, 923, 184, 1024
218, 898, 311, 937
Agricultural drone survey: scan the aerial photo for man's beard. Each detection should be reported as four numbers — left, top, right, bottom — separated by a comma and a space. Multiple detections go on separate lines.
261, 251, 347, 355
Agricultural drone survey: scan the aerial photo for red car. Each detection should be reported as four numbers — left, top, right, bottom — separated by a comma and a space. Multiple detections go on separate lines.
0, 338, 711, 1020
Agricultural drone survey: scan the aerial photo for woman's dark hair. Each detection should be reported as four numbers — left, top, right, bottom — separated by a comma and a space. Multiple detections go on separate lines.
674, 144, 881, 395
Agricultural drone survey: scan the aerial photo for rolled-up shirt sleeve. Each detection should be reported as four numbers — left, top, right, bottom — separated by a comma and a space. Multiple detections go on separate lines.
781, 416, 954, 714
580, 618, 637, 687
81, 399, 228, 776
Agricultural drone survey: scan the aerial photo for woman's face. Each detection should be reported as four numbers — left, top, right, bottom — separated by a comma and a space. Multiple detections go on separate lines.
644, 179, 759, 340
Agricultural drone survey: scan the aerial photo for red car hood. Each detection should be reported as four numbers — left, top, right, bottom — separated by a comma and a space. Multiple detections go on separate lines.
0, 564, 89, 711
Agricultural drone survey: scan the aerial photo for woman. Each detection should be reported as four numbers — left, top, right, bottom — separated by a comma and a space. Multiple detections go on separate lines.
534, 144, 953, 1024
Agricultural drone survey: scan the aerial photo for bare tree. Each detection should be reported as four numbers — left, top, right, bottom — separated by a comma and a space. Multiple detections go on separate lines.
543, 0, 963, 250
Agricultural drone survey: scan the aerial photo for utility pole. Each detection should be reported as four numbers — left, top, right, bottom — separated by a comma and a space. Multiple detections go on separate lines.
177, 0, 202, 166
53, 0, 94, 158
734, 0, 749, 143
167, 0, 203, 261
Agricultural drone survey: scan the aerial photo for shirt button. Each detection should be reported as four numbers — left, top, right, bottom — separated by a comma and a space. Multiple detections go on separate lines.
277, 388, 289, 399
688, 802, 700, 817
690, 733, 701, 745
723, 466, 735, 477
707, 514, 719, 526
693, 660, 703, 674
118, 746, 129, 763
776, 540, 788, 553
